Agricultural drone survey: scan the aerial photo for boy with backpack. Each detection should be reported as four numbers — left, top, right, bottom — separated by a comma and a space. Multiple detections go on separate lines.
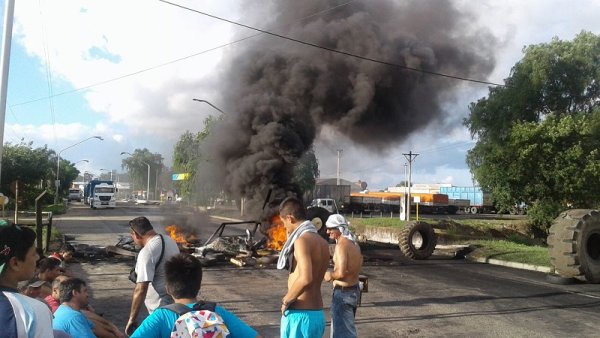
130, 253, 262, 338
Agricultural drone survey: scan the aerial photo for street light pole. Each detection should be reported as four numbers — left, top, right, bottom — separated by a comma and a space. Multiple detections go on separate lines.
120, 152, 150, 201
74, 159, 89, 166
55, 136, 103, 204
192, 98, 226, 115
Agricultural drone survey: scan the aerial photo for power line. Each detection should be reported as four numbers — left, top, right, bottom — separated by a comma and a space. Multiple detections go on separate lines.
159, 0, 504, 87
9, 1, 357, 108
38, 0, 57, 145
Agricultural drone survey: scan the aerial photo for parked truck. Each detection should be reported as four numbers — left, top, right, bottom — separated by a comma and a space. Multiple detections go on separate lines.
307, 184, 351, 213
68, 188, 82, 202
84, 180, 116, 209
440, 186, 495, 214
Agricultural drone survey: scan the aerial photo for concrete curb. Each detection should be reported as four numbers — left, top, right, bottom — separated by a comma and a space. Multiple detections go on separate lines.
467, 255, 552, 273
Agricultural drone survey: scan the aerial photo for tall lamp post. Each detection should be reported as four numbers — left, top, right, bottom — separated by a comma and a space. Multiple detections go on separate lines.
55, 136, 103, 204
192, 98, 226, 115
120, 152, 150, 201
74, 159, 89, 166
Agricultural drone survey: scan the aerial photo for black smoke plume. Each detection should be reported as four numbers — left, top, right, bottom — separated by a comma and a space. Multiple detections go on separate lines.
202, 0, 496, 214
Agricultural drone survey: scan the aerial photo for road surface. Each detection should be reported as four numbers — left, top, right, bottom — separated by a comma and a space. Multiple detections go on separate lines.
52, 203, 600, 337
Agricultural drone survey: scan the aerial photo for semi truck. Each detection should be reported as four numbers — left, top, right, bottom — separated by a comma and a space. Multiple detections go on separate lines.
347, 192, 457, 214
439, 186, 495, 214
84, 180, 116, 209
307, 184, 351, 213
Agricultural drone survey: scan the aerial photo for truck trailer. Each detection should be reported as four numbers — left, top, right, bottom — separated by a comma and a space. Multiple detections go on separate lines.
440, 186, 494, 214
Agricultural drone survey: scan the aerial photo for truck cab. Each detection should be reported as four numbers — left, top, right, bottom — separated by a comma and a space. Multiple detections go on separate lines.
68, 188, 82, 202
90, 183, 116, 209
309, 198, 339, 213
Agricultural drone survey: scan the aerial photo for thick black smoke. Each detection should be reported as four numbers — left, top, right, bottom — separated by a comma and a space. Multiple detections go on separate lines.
202, 0, 496, 213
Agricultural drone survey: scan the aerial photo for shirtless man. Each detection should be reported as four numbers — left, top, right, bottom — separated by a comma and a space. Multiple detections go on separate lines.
277, 197, 330, 338
324, 214, 363, 338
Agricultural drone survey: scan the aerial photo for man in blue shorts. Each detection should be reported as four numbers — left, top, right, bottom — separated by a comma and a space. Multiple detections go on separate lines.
130, 253, 262, 338
278, 197, 330, 337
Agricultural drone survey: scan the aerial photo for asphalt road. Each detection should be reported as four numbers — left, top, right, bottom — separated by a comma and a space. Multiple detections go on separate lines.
53, 203, 600, 337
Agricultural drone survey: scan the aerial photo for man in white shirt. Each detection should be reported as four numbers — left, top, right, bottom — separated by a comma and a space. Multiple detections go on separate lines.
125, 216, 179, 335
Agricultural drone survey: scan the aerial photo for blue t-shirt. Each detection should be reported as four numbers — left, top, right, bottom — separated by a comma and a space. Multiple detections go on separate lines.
131, 303, 258, 338
53, 304, 96, 338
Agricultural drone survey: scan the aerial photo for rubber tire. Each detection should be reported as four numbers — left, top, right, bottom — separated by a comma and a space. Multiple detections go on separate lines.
399, 222, 437, 260
547, 209, 600, 283
470, 207, 478, 214
306, 207, 331, 239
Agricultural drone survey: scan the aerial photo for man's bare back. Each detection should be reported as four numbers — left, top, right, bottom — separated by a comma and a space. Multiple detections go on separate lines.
284, 232, 329, 310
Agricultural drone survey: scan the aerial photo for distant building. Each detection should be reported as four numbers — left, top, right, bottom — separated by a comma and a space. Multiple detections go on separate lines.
315, 178, 365, 193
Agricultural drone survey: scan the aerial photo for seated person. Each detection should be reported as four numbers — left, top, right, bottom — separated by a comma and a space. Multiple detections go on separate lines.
0, 222, 55, 338
45, 275, 69, 313
53, 277, 96, 338
38, 257, 65, 282
48, 276, 124, 338
18, 278, 49, 300
131, 253, 262, 338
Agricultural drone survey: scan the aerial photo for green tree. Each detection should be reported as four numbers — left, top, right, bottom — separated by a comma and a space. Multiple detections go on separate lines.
1, 141, 79, 208
121, 149, 164, 199
292, 147, 319, 194
464, 31, 600, 231
172, 116, 220, 204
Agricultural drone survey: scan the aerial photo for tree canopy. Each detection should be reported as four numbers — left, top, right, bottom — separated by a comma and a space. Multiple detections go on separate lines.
121, 148, 164, 199
464, 31, 600, 229
292, 147, 319, 194
172, 116, 220, 205
1, 141, 79, 207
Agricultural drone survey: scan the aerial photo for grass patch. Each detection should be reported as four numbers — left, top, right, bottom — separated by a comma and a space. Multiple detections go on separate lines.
469, 239, 550, 267
42, 204, 67, 215
348, 217, 408, 228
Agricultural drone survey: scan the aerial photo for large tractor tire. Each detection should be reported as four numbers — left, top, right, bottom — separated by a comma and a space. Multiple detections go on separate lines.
399, 222, 437, 260
547, 209, 600, 283
306, 207, 331, 239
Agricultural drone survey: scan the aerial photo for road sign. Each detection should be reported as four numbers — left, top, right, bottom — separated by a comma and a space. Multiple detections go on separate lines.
172, 173, 190, 181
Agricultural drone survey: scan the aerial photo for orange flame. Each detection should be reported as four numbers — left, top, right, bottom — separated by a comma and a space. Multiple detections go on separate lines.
267, 216, 287, 251
165, 225, 188, 244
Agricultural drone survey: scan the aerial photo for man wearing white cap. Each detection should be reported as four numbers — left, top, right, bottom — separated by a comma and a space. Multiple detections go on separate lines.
324, 214, 363, 338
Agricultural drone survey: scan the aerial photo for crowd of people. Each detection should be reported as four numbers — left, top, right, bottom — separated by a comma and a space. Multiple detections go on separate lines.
0, 198, 364, 338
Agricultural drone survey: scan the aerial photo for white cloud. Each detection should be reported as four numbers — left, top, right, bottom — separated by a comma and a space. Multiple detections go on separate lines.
112, 134, 124, 143
8, 0, 600, 188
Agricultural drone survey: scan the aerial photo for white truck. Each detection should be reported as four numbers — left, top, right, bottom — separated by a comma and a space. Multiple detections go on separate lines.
68, 188, 82, 202
309, 198, 340, 213
90, 182, 117, 209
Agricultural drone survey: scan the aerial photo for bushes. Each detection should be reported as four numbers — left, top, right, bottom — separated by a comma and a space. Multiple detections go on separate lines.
526, 199, 565, 238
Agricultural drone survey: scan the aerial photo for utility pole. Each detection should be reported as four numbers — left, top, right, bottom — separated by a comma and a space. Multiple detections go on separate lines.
403, 151, 419, 221
403, 163, 408, 220
336, 149, 343, 185
0, 0, 15, 186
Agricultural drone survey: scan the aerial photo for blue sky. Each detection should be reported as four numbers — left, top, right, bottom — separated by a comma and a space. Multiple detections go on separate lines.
1, 0, 600, 190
